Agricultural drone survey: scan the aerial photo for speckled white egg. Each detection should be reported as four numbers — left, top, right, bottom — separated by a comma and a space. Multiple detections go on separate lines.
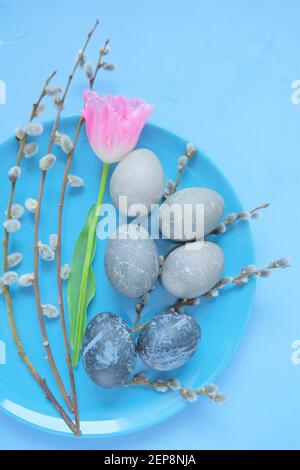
161, 241, 224, 299
110, 148, 164, 217
104, 223, 160, 298
160, 187, 224, 241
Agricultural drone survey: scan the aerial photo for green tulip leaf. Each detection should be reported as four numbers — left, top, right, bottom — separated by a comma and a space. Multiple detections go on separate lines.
67, 203, 97, 367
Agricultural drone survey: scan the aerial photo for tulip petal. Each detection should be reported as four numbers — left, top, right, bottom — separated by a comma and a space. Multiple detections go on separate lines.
82, 93, 154, 163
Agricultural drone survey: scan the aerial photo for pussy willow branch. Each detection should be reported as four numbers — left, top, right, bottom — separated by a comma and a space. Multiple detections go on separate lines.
163, 144, 197, 199
3, 70, 57, 267
33, 19, 100, 421
133, 258, 290, 332
170, 151, 195, 193
210, 257, 291, 289
127, 376, 226, 404
133, 249, 165, 335
169, 257, 291, 311
55, 37, 108, 430
132, 256, 164, 332
133, 287, 155, 332
1, 72, 80, 436
210, 203, 270, 235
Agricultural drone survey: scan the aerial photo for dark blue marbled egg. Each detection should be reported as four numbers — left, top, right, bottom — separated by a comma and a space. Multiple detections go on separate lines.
137, 312, 201, 371
82, 312, 137, 388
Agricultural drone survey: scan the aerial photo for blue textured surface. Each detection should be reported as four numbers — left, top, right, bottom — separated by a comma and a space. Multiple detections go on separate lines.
0, 0, 299, 450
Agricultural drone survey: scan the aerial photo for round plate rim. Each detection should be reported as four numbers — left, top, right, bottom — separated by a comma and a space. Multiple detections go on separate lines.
0, 116, 256, 438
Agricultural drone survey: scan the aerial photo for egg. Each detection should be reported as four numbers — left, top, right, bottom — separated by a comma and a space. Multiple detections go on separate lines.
161, 240, 224, 299
82, 312, 137, 388
104, 223, 160, 297
159, 187, 224, 241
137, 312, 201, 371
110, 148, 164, 217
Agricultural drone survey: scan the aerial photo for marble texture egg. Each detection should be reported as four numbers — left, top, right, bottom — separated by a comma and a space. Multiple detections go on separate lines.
110, 148, 164, 217
104, 223, 160, 297
161, 241, 224, 299
137, 312, 201, 371
159, 187, 224, 241
82, 312, 137, 388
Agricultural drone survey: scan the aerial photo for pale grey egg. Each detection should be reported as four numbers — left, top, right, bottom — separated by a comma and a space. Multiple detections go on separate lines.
110, 148, 164, 217
161, 241, 224, 299
159, 187, 224, 241
137, 311, 201, 371
82, 312, 137, 388
104, 223, 160, 297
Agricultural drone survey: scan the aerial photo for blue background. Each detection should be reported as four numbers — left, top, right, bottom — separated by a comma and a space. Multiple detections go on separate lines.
0, 0, 299, 450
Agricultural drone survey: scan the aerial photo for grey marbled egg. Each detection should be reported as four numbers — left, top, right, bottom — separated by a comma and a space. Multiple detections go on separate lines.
82, 312, 137, 388
137, 312, 201, 371
110, 148, 164, 217
159, 187, 224, 241
161, 240, 224, 299
104, 223, 160, 297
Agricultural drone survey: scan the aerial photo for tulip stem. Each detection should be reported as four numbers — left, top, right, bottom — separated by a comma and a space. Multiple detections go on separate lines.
71, 163, 110, 367
95, 163, 110, 218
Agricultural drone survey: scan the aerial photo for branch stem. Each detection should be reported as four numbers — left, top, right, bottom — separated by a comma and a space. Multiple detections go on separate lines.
55, 38, 109, 426
1, 72, 80, 436
3, 70, 57, 269
33, 19, 99, 426
133, 258, 290, 332
127, 377, 226, 404
210, 203, 270, 235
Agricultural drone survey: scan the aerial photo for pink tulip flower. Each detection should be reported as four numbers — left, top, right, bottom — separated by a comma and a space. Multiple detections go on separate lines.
82, 92, 154, 163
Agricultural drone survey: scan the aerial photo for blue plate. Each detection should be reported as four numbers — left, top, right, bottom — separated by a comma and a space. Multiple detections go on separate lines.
0, 117, 255, 437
